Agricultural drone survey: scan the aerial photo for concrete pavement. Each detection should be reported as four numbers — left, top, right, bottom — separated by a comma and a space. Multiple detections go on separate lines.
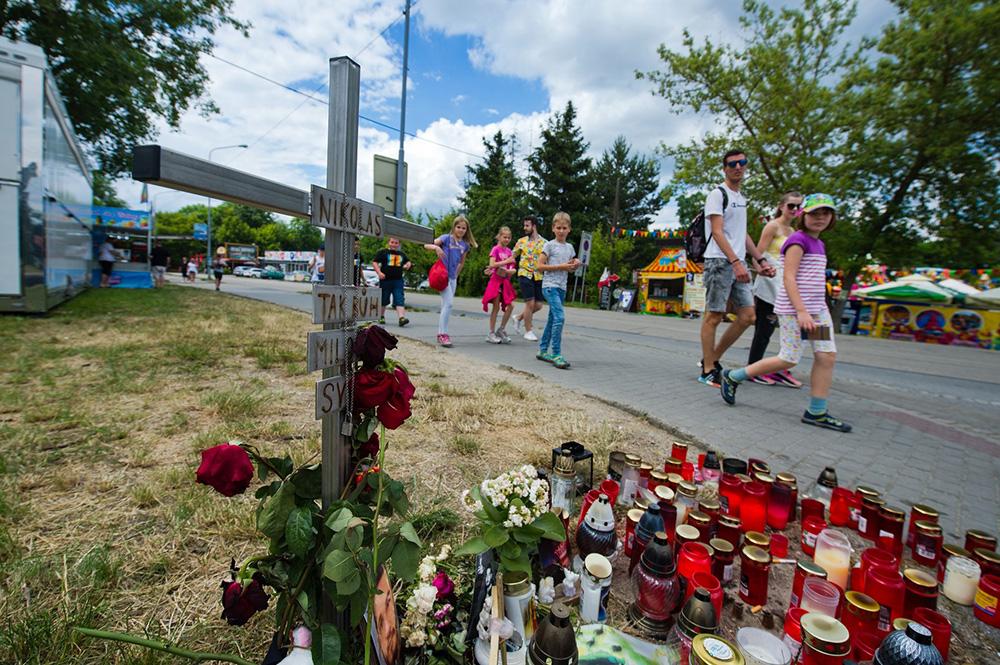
184, 275, 1000, 537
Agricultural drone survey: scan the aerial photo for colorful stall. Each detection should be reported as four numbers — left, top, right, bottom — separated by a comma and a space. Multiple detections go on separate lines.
637, 248, 703, 316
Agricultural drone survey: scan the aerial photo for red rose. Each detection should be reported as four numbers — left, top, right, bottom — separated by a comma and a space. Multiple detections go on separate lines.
432, 571, 455, 599
353, 367, 395, 411
377, 390, 412, 429
358, 432, 380, 459
353, 325, 398, 368
220, 572, 269, 625
196, 444, 254, 497
392, 366, 415, 402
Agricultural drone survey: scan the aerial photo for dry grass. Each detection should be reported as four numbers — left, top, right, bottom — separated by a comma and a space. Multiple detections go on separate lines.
0, 286, 698, 663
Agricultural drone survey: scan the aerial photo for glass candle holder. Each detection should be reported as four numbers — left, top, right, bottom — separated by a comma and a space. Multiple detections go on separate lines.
606, 451, 626, 482
858, 495, 885, 541
739, 545, 771, 606
843, 590, 880, 642
973, 574, 1000, 629
866, 566, 905, 635
659, 502, 677, 545
965, 529, 997, 553
801, 577, 841, 618
972, 547, 1000, 578
716, 515, 741, 549
748, 458, 770, 475
912, 607, 952, 662
801, 498, 826, 524
776, 473, 799, 524
624, 508, 643, 559
828, 487, 854, 527
741, 481, 767, 533
906, 504, 939, 549
681, 462, 695, 482
771, 533, 789, 559
638, 463, 653, 489
938, 543, 970, 583
852, 547, 898, 594
877, 505, 906, 558
800, 613, 851, 665
723, 457, 747, 476
912, 521, 943, 568
675, 524, 701, 552
699, 498, 720, 529
664, 457, 683, 476
648, 470, 668, 493
719, 474, 743, 517
745, 530, 771, 552
791, 559, 828, 608
813, 528, 852, 590
710, 538, 735, 585
801, 516, 828, 557
903, 567, 938, 616
678, 541, 713, 596
630, 532, 680, 627
671, 441, 688, 463
767, 481, 793, 531
942, 555, 981, 605
688, 510, 712, 543
619, 454, 641, 507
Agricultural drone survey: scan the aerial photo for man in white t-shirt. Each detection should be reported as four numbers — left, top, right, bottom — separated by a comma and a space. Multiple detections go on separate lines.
698, 149, 775, 387
308, 247, 325, 283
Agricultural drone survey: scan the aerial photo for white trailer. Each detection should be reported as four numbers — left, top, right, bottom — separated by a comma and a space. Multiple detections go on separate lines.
0, 37, 93, 312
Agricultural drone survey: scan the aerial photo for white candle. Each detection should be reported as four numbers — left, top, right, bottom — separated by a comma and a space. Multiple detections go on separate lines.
942, 555, 981, 605
814, 547, 851, 590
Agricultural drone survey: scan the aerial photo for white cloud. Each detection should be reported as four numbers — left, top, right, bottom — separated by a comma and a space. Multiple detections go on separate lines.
450, 94, 466, 105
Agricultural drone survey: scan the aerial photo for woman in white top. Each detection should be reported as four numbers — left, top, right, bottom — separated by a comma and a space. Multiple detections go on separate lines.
97, 240, 119, 287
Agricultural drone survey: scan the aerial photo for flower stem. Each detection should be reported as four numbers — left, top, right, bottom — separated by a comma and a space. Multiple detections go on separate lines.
72, 627, 256, 665
364, 425, 390, 665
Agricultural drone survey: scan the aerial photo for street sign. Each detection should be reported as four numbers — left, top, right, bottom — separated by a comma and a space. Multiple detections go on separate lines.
315, 375, 347, 420
578, 231, 593, 265
312, 285, 381, 325
310, 184, 385, 238
193, 223, 208, 240
307, 329, 358, 373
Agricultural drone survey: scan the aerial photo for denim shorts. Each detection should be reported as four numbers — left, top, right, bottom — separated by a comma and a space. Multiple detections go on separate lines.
518, 276, 544, 302
703, 258, 754, 312
380, 278, 405, 307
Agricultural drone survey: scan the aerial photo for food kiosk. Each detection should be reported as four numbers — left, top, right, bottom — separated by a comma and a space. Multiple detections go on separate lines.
637, 248, 703, 316
91, 206, 153, 288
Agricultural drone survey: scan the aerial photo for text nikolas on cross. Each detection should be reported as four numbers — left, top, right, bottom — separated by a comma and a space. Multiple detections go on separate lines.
310, 184, 384, 238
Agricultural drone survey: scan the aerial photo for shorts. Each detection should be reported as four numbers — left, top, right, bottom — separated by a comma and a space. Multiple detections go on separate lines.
213, 270, 223, 280
777, 310, 837, 364
380, 278, 405, 307
703, 258, 754, 312
152, 266, 166, 279
518, 276, 544, 302
99, 260, 114, 276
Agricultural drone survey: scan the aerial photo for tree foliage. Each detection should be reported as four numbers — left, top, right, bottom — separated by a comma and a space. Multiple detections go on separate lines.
527, 102, 597, 231
638, 0, 1000, 295
91, 170, 126, 207
591, 136, 663, 231
1, 0, 249, 174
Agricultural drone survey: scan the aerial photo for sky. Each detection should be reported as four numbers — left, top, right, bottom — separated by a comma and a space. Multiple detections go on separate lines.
119, 0, 895, 230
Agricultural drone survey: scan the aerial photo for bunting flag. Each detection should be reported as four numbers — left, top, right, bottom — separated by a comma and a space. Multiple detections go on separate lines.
140, 183, 149, 204
610, 226, 686, 239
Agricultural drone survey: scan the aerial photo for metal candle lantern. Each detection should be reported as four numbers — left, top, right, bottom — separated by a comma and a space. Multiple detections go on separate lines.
527, 601, 578, 665
550, 441, 594, 494
549, 453, 577, 513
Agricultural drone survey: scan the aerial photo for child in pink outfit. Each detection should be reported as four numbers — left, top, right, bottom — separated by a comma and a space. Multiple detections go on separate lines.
482, 226, 517, 343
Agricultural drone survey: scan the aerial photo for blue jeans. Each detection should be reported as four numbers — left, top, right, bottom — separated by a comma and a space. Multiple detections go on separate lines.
539, 287, 566, 356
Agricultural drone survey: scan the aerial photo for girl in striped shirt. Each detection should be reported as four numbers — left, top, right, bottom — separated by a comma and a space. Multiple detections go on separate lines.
718, 193, 851, 433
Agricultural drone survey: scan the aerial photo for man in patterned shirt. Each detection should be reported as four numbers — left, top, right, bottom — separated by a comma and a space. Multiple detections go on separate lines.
511, 215, 547, 341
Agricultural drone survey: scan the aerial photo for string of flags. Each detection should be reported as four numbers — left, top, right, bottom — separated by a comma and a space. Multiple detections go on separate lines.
610, 226, 685, 239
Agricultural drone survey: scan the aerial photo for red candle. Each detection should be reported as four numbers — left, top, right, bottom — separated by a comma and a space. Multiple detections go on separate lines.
716, 514, 741, 549
719, 474, 742, 517
710, 538, 735, 585
851, 547, 898, 593
681, 462, 695, 482
866, 566, 905, 636
829, 487, 854, 527
965, 529, 997, 553
791, 558, 828, 608
801, 516, 828, 557
678, 542, 712, 591
801, 498, 826, 524
912, 521, 943, 568
739, 545, 771, 606
671, 441, 688, 463
741, 481, 767, 533
842, 591, 880, 643
664, 457, 683, 476
907, 504, 938, 549
858, 495, 885, 541
912, 607, 952, 661
903, 568, 939, 616
685, 570, 723, 618
578, 488, 600, 525
776, 472, 798, 523
624, 508, 642, 558
877, 505, 906, 558
767, 481, 793, 531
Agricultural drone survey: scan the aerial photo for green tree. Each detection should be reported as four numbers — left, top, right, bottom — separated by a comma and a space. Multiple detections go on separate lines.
2, 1, 249, 174
639, 0, 1000, 310
285, 217, 323, 251
91, 170, 126, 207
591, 136, 663, 231
527, 102, 596, 232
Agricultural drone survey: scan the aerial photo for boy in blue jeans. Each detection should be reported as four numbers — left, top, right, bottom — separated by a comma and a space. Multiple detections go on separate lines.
536, 211, 581, 369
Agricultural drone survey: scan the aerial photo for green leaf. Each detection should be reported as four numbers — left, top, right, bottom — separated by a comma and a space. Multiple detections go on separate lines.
265, 455, 295, 478
376, 534, 398, 570
344, 525, 363, 552
499, 541, 522, 561
454, 536, 490, 557
336, 568, 361, 596
323, 550, 356, 583
500, 552, 532, 574
399, 521, 422, 546
254, 479, 281, 500
325, 507, 353, 532
257, 482, 296, 539
355, 415, 378, 442
484, 525, 509, 548
285, 506, 316, 557
532, 511, 568, 542
390, 539, 420, 580
292, 465, 322, 499
313, 623, 341, 665
348, 581, 369, 625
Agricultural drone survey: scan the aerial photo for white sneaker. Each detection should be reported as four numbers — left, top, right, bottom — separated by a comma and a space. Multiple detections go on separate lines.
515, 317, 524, 334
486, 332, 502, 344
523, 330, 538, 341
498, 329, 512, 344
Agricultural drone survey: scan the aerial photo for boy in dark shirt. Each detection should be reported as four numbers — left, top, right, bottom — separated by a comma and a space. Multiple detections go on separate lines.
373, 237, 412, 326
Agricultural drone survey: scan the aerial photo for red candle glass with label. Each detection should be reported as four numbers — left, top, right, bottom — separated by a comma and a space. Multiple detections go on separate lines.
973, 574, 1000, 628
972, 547, 1000, 578
843, 591, 880, 642
716, 514, 741, 549
965, 529, 997, 553
801, 516, 828, 557
624, 508, 643, 558
912, 607, 952, 661
912, 521, 943, 568
907, 504, 938, 549
741, 481, 767, 533
866, 565, 905, 636
801, 498, 826, 524
858, 495, 885, 541
877, 505, 906, 558
719, 474, 742, 517
739, 545, 771, 606
710, 537, 735, 585
791, 558, 829, 608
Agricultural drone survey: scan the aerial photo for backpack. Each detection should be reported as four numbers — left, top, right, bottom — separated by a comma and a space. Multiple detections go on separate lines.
684, 186, 728, 264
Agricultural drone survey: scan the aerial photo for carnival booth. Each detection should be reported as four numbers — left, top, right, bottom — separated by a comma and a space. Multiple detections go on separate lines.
637, 248, 704, 316
854, 276, 998, 350
91, 206, 153, 288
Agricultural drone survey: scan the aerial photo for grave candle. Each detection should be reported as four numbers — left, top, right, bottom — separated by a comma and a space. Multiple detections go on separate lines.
741, 482, 767, 533
858, 495, 885, 541
965, 529, 997, 553
876, 505, 905, 558
710, 538, 735, 585
767, 481, 793, 530
739, 545, 771, 606
912, 521, 943, 568
942, 555, 981, 605
903, 568, 939, 616
719, 474, 743, 518
791, 558, 829, 608
907, 504, 938, 549
938, 543, 970, 583
814, 528, 852, 590
671, 441, 688, 463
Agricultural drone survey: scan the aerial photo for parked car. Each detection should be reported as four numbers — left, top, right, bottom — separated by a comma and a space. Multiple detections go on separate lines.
417, 279, 430, 291
233, 265, 256, 277
289, 270, 310, 282
261, 267, 285, 280
362, 264, 379, 288
245, 267, 265, 278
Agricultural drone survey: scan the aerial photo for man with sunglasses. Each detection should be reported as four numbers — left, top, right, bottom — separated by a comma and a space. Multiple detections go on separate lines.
699, 149, 776, 387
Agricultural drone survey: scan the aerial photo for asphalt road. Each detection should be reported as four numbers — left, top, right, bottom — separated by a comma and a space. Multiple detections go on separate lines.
183, 274, 1000, 536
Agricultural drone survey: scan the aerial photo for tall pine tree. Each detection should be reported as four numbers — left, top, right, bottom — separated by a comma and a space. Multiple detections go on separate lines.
527, 102, 596, 230
591, 136, 662, 231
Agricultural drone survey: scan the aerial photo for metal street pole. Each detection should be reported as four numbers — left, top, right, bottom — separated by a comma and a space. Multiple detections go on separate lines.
394, 0, 411, 217
206, 144, 247, 272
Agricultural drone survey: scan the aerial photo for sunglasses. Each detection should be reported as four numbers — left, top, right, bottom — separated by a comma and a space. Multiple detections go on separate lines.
786, 203, 801, 210
726, 158, 748, 168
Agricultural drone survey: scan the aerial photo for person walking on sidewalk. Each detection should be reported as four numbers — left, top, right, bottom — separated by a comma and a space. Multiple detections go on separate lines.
308, 247, 325, 283
373, 237, 412, 327
699, 148, 776, 387
426, 215, 476, 348
150, 240, 170, 288
512, 215, 547, 341
746, 191, 804, 388
536, 212, 581, 369
482, 226, 517, 343
720, 193, 852, 433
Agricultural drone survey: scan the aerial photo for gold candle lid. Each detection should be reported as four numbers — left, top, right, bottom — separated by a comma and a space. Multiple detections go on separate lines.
691, 634, 745, 665
776, 472, 796, 485
650, 470, 669, 482
912, 504, 939, 520
672, 441, 688, 452
678, 481, 698, 497
856, 485, 881, 499
719, 514, 741, 529
797, 558, 828, 578
667, 472, 684, 485
753, 471, 775, 485
625, 454, 641, 467
741, 545, 771, 564
665, 456, 683, 468
893, 618, 912, 632
688, 510, 711, 526
880, 505, 905, 521
735, 473, 753, 484
503, 570, 531, 594
845, 590, 879, 614
745, 531, 771, 549
800, 614, 851, 654
633, 495, 650, 511
942, 543, 970, 558
676, 524, 700, 542
639, 462, 654, 473
967, 529, 998, 545
974, 548, 1000, 564
709, 537, 734, 554
750, 460, 770, 474
862, 495, 886, 508
699, 498, 720, 512
627, 508, 644, 524
903, 568, 938, 589
915, 520, 942, 535
654, 485, 675, 503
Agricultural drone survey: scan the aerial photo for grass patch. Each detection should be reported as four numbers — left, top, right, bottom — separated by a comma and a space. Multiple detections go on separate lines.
203, 387, 271, 421
449, 435, 481, 456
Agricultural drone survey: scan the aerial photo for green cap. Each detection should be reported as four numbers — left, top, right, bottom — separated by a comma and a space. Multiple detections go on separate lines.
802, 193, 836, 213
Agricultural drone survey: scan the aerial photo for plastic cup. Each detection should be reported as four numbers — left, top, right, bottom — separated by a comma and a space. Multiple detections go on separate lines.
736, 627, 792, 665
913, 607, 952, 661
801, 577, 841, 618
771, 533, 789, 558
599, 478, 620, 506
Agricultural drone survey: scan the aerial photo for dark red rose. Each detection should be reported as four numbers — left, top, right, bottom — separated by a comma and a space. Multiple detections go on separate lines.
196, 444, 254, 497
377, 390, 412, 430
220, 572, 269, 625
353, 325, 398, 368
392, 366, 415, 402
432, 571, 455, 599
353, 367, 395, 411
358, 432, 380, 459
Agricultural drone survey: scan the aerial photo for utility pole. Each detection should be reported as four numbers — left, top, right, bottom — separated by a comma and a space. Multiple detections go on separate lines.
394, 0, 411, 218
